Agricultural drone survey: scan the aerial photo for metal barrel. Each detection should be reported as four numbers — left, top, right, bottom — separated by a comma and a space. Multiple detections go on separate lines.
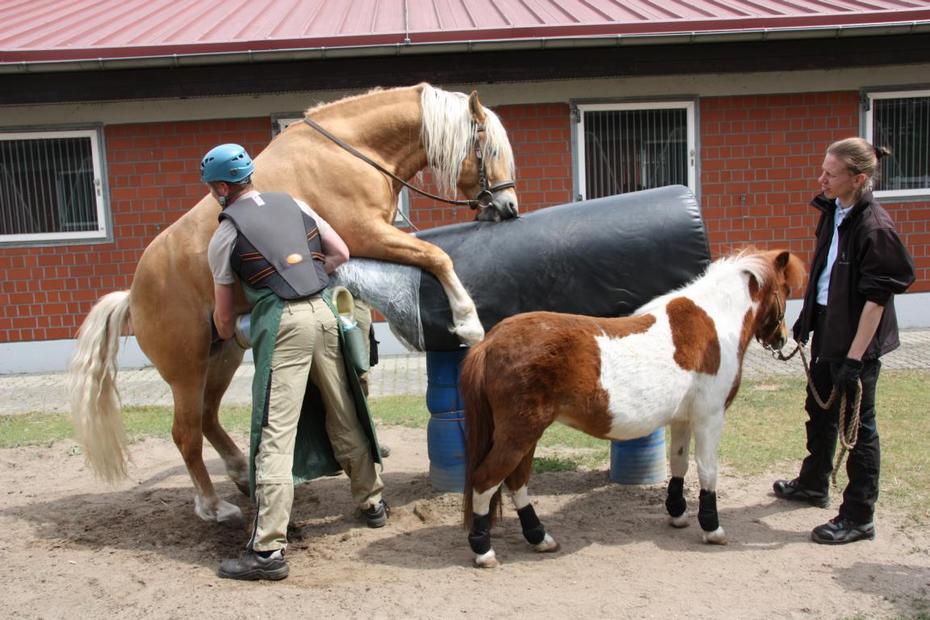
425, 348, 468, 492
609, 428, 667, 485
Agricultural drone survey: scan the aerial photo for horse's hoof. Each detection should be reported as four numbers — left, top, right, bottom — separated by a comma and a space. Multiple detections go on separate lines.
453, 316, 485, 346
669, 513, 689, 528
702, 526, 727, 545
474, 549, 499, 568
533, 533, 560, 553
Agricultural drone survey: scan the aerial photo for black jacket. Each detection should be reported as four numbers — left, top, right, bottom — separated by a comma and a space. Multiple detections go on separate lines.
793, 191, 915, 362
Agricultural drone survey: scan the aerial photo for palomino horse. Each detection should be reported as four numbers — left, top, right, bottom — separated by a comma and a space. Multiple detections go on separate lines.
70, 84, 518, 527
461, 249, 805, 567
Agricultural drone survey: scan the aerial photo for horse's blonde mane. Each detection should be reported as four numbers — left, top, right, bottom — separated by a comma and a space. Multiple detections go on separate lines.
420, 84, 515, 196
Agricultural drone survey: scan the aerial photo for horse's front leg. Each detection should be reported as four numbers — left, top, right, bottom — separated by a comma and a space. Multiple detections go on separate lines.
693, 412, 726, 545
666, 420, 692, 528
354, 224, 483, 346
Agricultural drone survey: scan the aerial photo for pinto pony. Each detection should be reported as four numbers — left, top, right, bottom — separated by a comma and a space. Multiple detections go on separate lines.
461, 249, 804, 568
70, 84, 517, 527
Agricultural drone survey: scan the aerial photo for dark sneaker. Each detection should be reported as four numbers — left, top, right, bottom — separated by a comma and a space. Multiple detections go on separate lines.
773, 478, 830, 508
363, 500, 388, 528
811, 516, 875, 545
217, 549, 289, 581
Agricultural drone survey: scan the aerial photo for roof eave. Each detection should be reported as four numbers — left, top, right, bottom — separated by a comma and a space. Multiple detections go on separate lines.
3, 20, 930, 75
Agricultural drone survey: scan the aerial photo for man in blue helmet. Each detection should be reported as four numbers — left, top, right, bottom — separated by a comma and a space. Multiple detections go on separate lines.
201, 143, 387, 581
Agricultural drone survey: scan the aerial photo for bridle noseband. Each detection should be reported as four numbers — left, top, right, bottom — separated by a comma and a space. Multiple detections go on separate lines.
472, 123, 516, 209
759, 286, 787, 354
303, 117, 515, 214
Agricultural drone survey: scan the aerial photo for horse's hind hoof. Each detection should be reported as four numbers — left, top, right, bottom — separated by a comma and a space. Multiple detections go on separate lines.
474, 549, 499, 568
669, 513, 689, 528
532, 533, 560, 553
702, 526, 727, 545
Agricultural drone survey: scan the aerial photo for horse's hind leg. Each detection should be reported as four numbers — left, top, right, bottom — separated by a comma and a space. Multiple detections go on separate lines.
469, 433, 546, 568
170, 373, 245, 528
666, 420, 692, 528
693, 412, 726, 545
505, 447, 559, 554
203, 340, 249, 495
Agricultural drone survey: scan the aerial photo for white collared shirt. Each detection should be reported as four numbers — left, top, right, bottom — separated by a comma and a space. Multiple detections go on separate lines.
815, 198, 853, 305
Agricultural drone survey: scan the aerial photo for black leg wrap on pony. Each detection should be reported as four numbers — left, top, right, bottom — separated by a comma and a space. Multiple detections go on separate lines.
517, 505, 546, 545
665, 476, 687, 518
698, 490, 719, 532
468, 513, 492, 555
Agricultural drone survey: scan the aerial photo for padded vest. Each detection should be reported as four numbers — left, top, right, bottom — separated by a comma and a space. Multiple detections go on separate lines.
220, 192, 330, 300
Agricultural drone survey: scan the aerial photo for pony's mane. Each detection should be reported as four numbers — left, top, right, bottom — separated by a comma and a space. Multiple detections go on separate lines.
420, 84, 515, 196
705, 249, 772, 288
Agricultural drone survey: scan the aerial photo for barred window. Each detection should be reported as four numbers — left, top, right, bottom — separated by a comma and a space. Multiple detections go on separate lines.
0, 129, 106, 243
575, 101, 695, 201
866, 90, 930, 198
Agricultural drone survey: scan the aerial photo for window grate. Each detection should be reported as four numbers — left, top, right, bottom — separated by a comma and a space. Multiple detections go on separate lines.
577, 102, 694, 201
872, 95, 930, 193
0, 131, 104, 242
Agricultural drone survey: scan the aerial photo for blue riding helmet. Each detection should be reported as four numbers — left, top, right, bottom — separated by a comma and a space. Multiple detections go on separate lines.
200, 143, 255, 183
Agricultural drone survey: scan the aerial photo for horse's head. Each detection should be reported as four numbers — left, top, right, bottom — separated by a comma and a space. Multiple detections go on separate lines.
462, 92, 519, 222
752, 250, 806, 351
421, 85, 519, 223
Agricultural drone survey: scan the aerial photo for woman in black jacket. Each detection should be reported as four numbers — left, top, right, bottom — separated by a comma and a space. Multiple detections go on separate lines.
773, 137, 915, 544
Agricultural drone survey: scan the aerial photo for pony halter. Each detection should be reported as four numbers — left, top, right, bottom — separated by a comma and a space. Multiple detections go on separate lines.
302, 117, 515, 213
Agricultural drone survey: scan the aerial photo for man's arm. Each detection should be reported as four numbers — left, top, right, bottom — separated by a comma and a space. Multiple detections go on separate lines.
213, 283, 236, 340
318, 225, 350, 273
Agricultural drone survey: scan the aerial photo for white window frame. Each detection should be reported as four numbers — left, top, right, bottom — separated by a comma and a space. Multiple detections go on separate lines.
865, 88, 930, 200
0, 128, 107, 244
575, 101, 696, 201
275, 115, 410, 226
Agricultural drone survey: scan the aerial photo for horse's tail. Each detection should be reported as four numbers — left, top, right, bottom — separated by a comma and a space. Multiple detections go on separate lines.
461, 342, 502, 529
69, 290, 132, 483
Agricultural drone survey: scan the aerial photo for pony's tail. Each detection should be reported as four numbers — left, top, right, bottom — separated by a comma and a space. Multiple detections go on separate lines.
69, 291, 132, 483
461, 342, 502, 529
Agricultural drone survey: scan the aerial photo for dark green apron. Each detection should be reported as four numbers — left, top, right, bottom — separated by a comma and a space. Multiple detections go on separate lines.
244, 284, 382, 498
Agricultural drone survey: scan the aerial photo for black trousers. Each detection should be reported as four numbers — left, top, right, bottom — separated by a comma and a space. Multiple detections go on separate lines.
797, 306, 881, 523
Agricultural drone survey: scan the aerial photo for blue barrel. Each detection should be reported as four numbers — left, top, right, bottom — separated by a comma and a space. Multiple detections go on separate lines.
425, 348, 468, 492
609, 428, 667, 485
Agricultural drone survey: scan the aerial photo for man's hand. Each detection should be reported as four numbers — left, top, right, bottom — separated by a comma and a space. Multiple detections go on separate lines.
834, 357, 864, 392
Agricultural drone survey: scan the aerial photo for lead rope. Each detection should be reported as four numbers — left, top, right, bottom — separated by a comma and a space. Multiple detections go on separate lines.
775, 342, 863, 487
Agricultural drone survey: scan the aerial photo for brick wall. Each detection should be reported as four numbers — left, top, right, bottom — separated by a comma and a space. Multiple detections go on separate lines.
0, 94, 926, 344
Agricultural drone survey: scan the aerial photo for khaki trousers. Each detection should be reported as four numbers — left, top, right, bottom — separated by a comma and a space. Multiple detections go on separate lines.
250, 296, 384, 552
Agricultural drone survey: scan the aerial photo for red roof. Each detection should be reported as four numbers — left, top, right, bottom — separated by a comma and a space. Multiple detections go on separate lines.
2, 0, 929, 66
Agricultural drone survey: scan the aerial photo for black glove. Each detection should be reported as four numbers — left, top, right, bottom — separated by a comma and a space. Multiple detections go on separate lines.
834, 357, 864, 391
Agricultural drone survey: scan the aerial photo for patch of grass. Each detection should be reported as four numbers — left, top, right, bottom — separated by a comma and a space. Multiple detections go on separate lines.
533, 456, 579, 473
369, 395, 429, 428
723, 369, 930, 521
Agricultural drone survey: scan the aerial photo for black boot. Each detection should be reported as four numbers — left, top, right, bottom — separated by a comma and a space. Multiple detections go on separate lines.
218, 549, 289, 581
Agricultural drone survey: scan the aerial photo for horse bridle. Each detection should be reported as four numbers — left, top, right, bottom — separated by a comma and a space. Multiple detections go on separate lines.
759, 285, 787, 354
302, 117, 515, 213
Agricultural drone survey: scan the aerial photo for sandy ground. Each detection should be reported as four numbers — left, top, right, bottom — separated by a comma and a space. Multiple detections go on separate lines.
1, 425, 929, 620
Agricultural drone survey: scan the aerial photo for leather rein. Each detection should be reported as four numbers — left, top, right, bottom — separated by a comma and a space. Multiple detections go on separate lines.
302, 117, 515, 211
